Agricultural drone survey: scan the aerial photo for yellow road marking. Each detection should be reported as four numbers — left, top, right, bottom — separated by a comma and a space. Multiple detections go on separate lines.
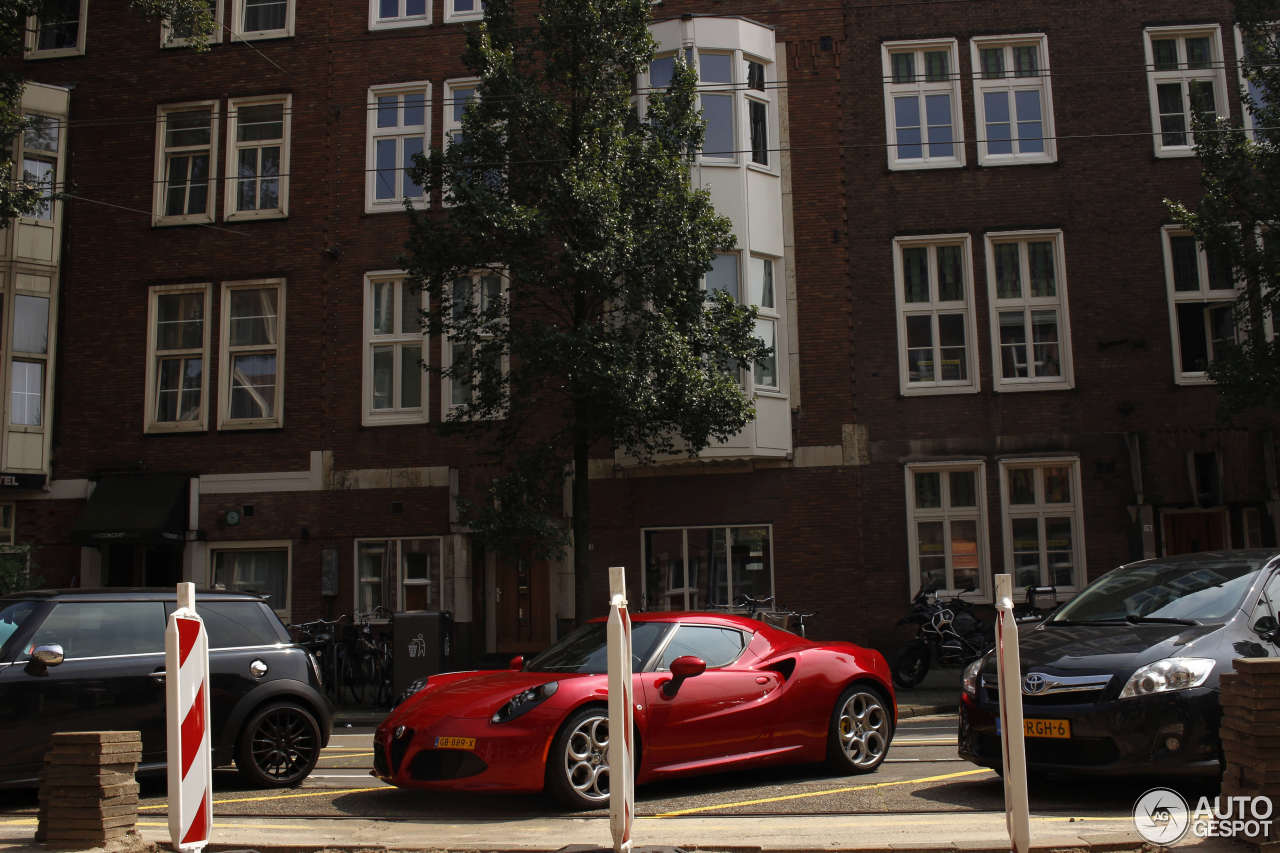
653, 768, 996, 817
322, 747, 374, 752
0, 818, 36, 825
318, 751, 373, 760
136, 786, 385, 811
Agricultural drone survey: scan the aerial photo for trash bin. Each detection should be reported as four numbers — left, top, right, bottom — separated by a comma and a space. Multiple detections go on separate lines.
391, 610, 453, 698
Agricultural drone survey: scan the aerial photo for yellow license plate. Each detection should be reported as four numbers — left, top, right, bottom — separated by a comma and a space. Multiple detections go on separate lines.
434, 736, 476, 750
1023, 718, 1070, 739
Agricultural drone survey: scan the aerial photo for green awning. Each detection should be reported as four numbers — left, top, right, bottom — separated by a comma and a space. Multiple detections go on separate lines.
70, 474, 189, 546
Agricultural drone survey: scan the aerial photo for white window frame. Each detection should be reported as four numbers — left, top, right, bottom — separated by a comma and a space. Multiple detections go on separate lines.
224, 94, 290, 221
881, 38, 966, 170
25, 0, 88, 58
442, 268, 508, 417
370, 0, 430, 30
893, 234, 980, 395
231, 0, 294, 40
444, 0, 482, 24
743, 54, 775, 173
365, 82, 431, 213
218, 278, 285, 430
1161, 226, 1241, 385
998, 456, 1087, 593
209, 540, 292, 620
985, 229, 1074, 391
639, 524, 775, 611
748, 254, 783, 395
1235, 24, 1277, 139
904, 461, 989, 602
145, 283, 211, 434
18, 112, 62, 225
153, 101, 220, 226
1143, 25, 1229, 158
8, 284, 55, 435
442, 77, 480, 206
970, 34, 1056, 165
363, 270, 428, 426
162, 0, 223, 47
353, 536, 447, 618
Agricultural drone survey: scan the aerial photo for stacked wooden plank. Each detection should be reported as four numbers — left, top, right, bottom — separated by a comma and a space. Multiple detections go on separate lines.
1220, 658, 1280, 847
35, 731, 142, 848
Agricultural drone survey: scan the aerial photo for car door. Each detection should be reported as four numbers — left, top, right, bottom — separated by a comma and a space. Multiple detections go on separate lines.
0, 600, 169, 782
1247, 570, 1280, 656
637, 624, 782, 773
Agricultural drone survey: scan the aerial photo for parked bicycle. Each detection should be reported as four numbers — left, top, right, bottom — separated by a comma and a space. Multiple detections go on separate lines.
346, 607, 394, 707
289, 615, 347, 703
715, 593, 815, 638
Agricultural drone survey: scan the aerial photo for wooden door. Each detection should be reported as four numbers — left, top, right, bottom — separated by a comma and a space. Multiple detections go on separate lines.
1162, 510, 1228, 555
495, 555, 551, 654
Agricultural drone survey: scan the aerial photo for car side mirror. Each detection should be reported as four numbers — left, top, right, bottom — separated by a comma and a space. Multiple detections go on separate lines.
508, 655, 525, 671
661, 655, 706, 698
1253, 615, 1279, 642
27, 643, 64, 674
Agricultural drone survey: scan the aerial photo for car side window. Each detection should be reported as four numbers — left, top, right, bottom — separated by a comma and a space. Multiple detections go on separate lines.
26, 602, 167, 659
1255, 572, 1280, 627
658, 625, 748, 671
189, 602, 286, 649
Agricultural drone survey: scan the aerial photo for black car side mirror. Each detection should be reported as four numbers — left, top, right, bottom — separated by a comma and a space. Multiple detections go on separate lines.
1253, 615, 1279, 642
661, 655, 706, 698
26, 643, 64, 675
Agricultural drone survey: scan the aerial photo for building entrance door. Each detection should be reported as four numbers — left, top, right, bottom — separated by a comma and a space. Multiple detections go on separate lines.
1161, 510, 1229, 555
495, 555, 550, 654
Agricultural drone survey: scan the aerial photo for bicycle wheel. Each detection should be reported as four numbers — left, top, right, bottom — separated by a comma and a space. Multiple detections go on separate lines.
342, 650, 366, 705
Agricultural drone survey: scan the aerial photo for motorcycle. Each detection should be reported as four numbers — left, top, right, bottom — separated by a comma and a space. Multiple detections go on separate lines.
891, 586, 990, 689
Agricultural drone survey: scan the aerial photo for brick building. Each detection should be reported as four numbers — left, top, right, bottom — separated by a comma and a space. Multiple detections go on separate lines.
4, 0, 1275, 664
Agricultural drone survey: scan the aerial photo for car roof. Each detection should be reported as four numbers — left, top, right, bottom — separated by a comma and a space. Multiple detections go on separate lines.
1121, 548, 1280, 571
591, 610, 770, 632
0, 588, 268, 603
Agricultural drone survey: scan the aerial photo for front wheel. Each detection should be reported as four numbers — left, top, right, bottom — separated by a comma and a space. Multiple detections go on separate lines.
826, 685, 893, 774
235, 702, 322, 788
892, 641, 930, 688
546, 707, 612, 810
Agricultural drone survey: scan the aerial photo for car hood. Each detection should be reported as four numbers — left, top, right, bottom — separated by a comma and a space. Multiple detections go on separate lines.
387, 670, 599, 723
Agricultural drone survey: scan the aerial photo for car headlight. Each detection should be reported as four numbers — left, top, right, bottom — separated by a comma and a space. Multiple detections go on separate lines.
491, 681, 559, 724
1118, 657, 1215, 699
963, 657, 983, 698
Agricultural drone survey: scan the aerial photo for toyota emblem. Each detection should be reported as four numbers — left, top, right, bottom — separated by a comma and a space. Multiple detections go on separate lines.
1022, 673, 1048, 695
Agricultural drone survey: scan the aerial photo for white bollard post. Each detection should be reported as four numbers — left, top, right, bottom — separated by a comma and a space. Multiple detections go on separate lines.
606, 565, 635, 853
995, 573, 1030, 853
165, 582, 213, 851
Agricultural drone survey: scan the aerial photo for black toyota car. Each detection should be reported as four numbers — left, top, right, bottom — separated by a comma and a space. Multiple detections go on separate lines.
959, 549, 1280, 777
0, 589, 332, 788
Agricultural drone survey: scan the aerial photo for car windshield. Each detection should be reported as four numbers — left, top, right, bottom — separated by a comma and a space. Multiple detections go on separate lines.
525, 621, 670, 673
1052, 557, 1266, 624
0, 600, 38, 656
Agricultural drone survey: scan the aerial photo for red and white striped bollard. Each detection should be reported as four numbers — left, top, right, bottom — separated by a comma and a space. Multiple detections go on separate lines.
166, 582, 213, 850
606, 565, 635, 853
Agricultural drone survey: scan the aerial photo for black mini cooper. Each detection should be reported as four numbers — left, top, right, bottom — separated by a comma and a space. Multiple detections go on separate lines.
959, 549, 1280, 777
0, 589, 332, 788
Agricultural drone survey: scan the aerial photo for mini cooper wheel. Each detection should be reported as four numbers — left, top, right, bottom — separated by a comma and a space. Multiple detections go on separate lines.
235, 702, 322, 788
826, 685, 892, 774
547, 707, 612, 810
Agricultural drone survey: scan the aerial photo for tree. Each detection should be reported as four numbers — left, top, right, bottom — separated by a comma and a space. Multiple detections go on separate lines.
404, 0, 769, 619
2, 0, 214, 224
1167, 0, 1280, 415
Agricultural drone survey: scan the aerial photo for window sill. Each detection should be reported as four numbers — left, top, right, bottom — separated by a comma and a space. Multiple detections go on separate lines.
145, 423, 209, 434
900, 384, 982, 397
24, 48, 85, 60
746, 162, 780, 177
218, 420, 284, 431
365, 200, 427, 215
225, 210, 288, 223
153, 214, 216, 228
887, 159, 966, 172
1153, 147, 1199, 159
976, 154, 1058, 167
363, 412, 430, 427
992, 380, 1074, 393
370, 19, 430, 30
444, 13, 483, 23
230, 29, 294, 41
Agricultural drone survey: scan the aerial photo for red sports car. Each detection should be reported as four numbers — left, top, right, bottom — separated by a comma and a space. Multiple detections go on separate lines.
372, 612, 896, 808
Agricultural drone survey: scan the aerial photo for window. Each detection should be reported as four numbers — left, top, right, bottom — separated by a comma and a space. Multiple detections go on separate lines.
1236, 24, 1277, 140
154, 102, 219, 225
444, 269, 505, 414
163, 0, 222, 47
882, 39, 965, 170
219, 279, 284, 429
21, 114, 61, 223
746, 58, 770, 167
25, 0, 87, 57
894, 235, 978, 395
1144, 26, 1228, 157
444, 0, 482, 24
211, 544, 290, 616
657, 625, 749, 670
366, 83, 430, 212
970, 35, 1055, 165
442, 78, 481, 203
196, 602, 286, 648
364, 271, 427, 425
146, 284, 211, 433
905, 462, 988, 599
355, 538, 446, 616
0, 504, 12, 545
748, 255, 780, 392
985, 231, 1073, 390
371, 0, 428, 29
27, 603, 167, 660
232, 0, 293, 39
11, 294, 50, 428
641, 525, 772, 611
225, 95, 290, 220
1162, 227, 1239, 384
999, 458, 1085, 590
648, 49, 775, 166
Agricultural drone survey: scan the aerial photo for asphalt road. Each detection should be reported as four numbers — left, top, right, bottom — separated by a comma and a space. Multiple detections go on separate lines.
0, 713, 1222, 824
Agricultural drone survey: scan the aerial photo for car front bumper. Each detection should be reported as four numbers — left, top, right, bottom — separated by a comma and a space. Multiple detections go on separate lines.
957, 685, 1222, 777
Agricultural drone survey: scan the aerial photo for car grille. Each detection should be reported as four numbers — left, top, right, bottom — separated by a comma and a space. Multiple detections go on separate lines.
981, 686, 1104, 705
978, 734, 1118, 766
408, 749, 488, 781
374, 744, 389, 777
389, 728, 414, 775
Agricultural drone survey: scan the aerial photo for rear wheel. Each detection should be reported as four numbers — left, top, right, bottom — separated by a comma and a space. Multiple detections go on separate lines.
235, 702, 322, 788
892, 642, 930, 688
826, 685, 892, 774
546, 707, 612, 810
